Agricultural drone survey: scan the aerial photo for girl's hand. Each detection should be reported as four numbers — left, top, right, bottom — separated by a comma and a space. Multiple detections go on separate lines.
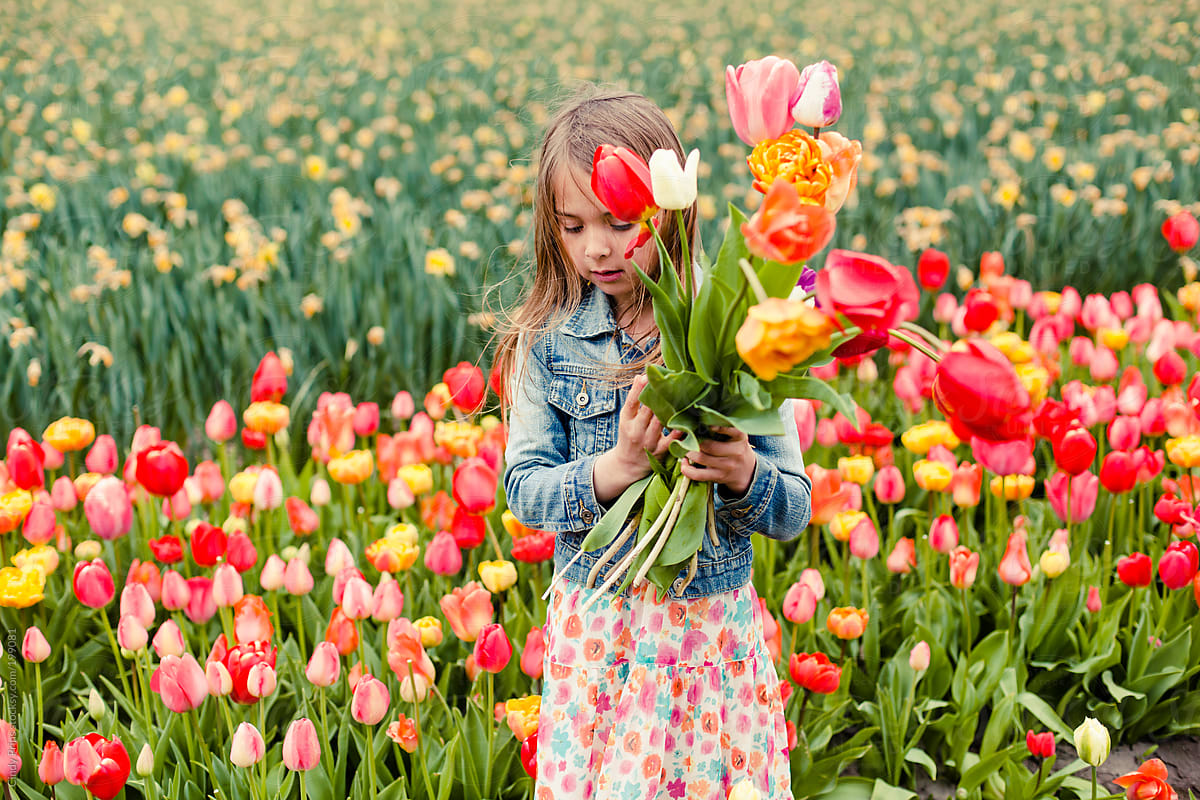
680, 426, 756, 497
594, 375, 681, 503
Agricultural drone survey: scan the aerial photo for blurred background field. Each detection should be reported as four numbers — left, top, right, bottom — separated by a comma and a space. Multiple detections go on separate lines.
3, 0, 1199, 447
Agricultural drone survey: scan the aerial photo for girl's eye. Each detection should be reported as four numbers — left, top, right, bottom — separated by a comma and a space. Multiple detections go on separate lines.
562, 225, 583, 234
611, 222, 634, 232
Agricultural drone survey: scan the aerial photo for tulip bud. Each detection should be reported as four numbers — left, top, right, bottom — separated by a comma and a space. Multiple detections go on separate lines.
152, 620, 186, 658
211, 563, 244, 608
118, 615, 149, 652
136, 743, 154, 776
647, 148, 700, 210
246, 663, 277, 699
207, 661, 233, 697
473, 623, 513, 673
1039, 550, 1069, 579
206, 400, 238, 443
325, 537, 354, 576
1087, 586, 1102, 613
284, 558, 314, 596
790, 60, 841, 128
478, 559, 518, 593
39, 740, 65, 785
22, 625, 51, 663
909, 641, 930, 672
260, 554, 286, 591
414, 616, 444, 648
310, 477, 332, 507
306, 641, 341, 687
1073, 717, 1110, 766
350, 674, 390, 725
340, 576, 374, 620
88, 687, 106, 720
230, 722, 266, 768
282, 718, 321, 772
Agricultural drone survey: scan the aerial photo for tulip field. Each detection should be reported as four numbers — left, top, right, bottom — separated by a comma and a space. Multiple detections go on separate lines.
5, 0, 1200, 797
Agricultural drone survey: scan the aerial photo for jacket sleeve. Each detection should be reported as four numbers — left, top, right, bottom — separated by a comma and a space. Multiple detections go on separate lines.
714, 398, 812, 542
502, 336, 608, 533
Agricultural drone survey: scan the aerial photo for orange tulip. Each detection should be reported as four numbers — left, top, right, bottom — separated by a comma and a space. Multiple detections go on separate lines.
323, 607, 359, 656
243, 402, 290, 435
42, 417, 96, 452
808, 466, 851, 526
826, 606, 869, 640
741, 178, 836, 264
387, 714, 420, 753
1114, 759, 1178, 800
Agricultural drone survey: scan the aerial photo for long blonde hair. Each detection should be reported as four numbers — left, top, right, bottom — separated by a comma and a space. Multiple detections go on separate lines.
492, 85, 699, 409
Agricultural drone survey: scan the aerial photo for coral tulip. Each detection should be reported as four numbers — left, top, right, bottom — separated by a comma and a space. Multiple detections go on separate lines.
949, 546, 979, 589
1114, 759, 1178, 800
440, 582, 494, 643
826, 606, 868, 639
39, 739, 64, 784
886, 538, 916, 574
788, 651, 841, 693
997, 529, 1032, 586
473, 623, 513, 673
324, 607, 360, 656
740, 178, 836, 264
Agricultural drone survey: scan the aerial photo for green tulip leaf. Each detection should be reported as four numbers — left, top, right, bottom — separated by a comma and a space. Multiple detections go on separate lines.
646, 365, 712, 419
635, 265, 688, 371
656, 480, 709, 566
735, 370, 773, 411
696, 403, 785, 436
767, 374, 858, 422
582, 476, 652, 552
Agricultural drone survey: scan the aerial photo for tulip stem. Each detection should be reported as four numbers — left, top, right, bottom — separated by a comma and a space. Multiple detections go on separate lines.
299, 771, 308, 800
317, 687, 330, 771
676, 209, 692, 302
99, 611, 135, 707
842, 539, 852, 605
34, 662, 44, 750
885, 329, 943, 362
630, 477, 692, 588
483, 671, 495, 796
366, 727, 379, 800
1091, 765, 1097, 800
1009, 586, 1019, 655
715, 280, 749, 354
738, 258, 769, 304
410, 689, 437, 800
797, 691, 810, 730
293, 595, 307, 657
960, 589, 973, 663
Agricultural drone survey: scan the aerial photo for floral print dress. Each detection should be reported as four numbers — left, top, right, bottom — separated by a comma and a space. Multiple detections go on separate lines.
536, 579, 791, 800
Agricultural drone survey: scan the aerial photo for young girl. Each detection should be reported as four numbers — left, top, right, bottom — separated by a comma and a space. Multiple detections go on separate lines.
498, 87, 813, 800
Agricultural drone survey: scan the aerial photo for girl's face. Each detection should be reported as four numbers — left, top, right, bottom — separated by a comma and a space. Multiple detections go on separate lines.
554, 166, 656, 315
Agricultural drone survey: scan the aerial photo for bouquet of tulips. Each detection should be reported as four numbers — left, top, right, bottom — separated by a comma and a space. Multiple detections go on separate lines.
565, 58, 912, 599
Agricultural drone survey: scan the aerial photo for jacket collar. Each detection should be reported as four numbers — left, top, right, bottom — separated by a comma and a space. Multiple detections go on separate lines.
560, 285, 618, 338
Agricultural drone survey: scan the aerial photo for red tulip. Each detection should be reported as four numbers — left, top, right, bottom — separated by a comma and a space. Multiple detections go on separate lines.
591, 144, 657, 257
1117, 552, 1153, 588
1162, 211, 1199, 253
190, 522, 228, 567
1052, 423, 1096, 476
1099, 451, 1137, 494
1026, 730, 1054, 759
1114, 758, 1179, 800
452, 457, 498, 515
148, 534, 184, 564
135, 442, 189, 497
251, 352, 288, 402
520, 731, 538, 781
1154, 492, 1190, 526
7, 438, 45, 489
64, 733, 130, 799
242, 428, 267, 450
473, 623, 512, 673
932, 340, 1032, 443
1158, 541, 1199, 590
225, 532, 258, 573
788, 651, 841, 694
962, 288, 999, 333
451, 506, 487, 550
815, 249, 920, 335
73, 559, 115, 608
443, 362, 487, 415
916, 248, 950, 291
222, 640, 277, 705
1153, 351, 1187, 386
511, 529, 555, 563
1087, 586, 1102, 613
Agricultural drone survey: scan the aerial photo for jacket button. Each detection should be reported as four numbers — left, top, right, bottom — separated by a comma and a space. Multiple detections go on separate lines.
576, 391, 589, 407
732, 508, 747, 518
581, 509, 594, 525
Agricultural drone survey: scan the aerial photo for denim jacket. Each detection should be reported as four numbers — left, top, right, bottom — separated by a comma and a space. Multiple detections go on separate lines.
503, 285, 813, 599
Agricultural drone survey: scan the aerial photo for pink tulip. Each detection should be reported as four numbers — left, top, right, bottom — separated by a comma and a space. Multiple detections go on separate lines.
997, 529, 1033, 587
816, 418, 838, 448
120, 583, 155, 628
246, 663, 277, 699
151, 653, 209, 713
212, 564, 244, 608
73, 559, 115, 608
193, 460, 225, 503
439, 582, 494, 643
21, 500, 56, 545
1068, 336, 1094, 367
972, 437, 1034, 477
353, 403, 380, 437
1087, 586, 1102, 613
371, 576, 405, 623
725, 55, 802, 146
909, 641, 930, 671
230, 722, 265, 768
873, 465, 905, 504
306, 641, 341, 687
1090, 346, 1119, 383
22, 625, 50, 663
886, 537, 916, 574
391, 390, 415, 421
83, 476, 132, 540
797, 568, 825, 601
206, 400, 238, 443
252, 467, 283, 510
472, 623, 512, 673
152, 620, 186, 658
310, 477, 332, 507
350, 675, 390, 725
387, 476, 415, 509
521, 627, 545, 680
790, 60, 841, 128
51, 475, 78, 511
424, 530, 463, 575
162, 488, 191, 521
83, 435, 118, 475
1108, 416, 1141, 451
260, 554, 286, 591
161, 570, 191, 611
452, 457, 498, 515
929, 514, 959, 554
282, 718, 320, 771
340, 576, 374, 620
849, 518, 879, 559
207, 661, 233, 696
39, 740, 64, 785
782, 583, 817, 624
324, 537, 354, 575
117, 615, 148, 651
184, 576, 217, 624
1045, 471, 1100, 524
63, 735, 100, 786
284, 558, 314, 596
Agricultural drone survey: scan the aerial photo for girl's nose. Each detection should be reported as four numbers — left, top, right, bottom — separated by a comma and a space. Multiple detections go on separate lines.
584, 231, 611, 261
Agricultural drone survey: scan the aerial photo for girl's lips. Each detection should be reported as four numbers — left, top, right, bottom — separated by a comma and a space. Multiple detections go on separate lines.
592, 270, 625, 283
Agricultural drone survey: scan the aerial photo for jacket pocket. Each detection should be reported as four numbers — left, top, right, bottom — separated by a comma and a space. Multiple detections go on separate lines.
547, 371, 617, 460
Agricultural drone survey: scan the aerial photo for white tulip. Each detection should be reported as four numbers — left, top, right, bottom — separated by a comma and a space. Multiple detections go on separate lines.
648, 148, 700, 210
